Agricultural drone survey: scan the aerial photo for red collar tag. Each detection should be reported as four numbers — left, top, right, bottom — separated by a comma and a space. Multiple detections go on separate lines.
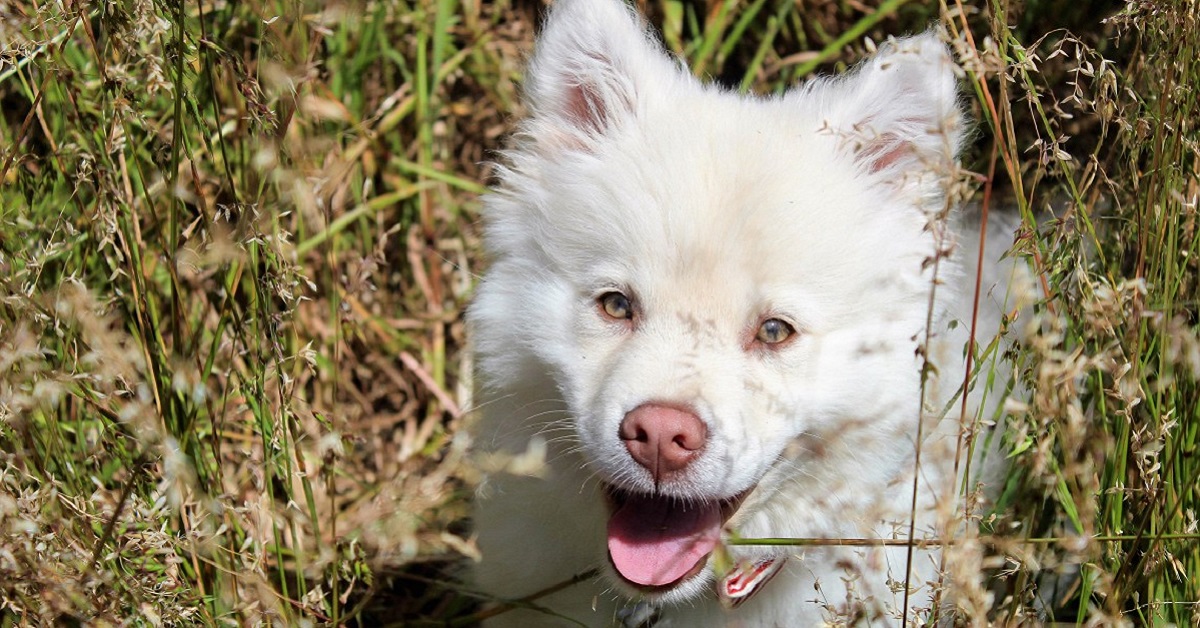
718, 556, 786, 609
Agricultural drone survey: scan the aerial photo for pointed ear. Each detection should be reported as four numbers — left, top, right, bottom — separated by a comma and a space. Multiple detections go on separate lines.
523, 0, 680, 146
822, 33, 965, 182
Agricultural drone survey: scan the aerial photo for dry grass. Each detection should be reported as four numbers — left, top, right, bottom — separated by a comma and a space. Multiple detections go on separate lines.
0, 0, 1196, 625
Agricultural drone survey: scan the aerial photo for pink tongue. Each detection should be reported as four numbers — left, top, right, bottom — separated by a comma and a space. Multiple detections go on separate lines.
606, 494, 722, 586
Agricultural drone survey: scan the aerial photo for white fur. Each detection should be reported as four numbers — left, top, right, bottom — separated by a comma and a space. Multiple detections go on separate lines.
468, 0, 1010, 625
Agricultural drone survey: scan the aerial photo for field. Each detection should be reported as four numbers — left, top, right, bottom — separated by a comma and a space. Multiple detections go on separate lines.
1, 0, 1197, 625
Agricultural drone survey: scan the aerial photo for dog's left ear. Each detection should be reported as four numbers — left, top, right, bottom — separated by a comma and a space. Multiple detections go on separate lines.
522, 0, 683, 150
821, 33, 965, 182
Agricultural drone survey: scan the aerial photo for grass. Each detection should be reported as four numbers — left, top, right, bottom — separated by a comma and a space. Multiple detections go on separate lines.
0, 0, 1197, 625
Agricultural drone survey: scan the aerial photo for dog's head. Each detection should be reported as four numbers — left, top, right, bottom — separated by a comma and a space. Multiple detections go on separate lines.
472, 0, 966, 602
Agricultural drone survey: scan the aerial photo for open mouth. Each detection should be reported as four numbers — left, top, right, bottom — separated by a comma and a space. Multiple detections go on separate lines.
603, 485, 750, 591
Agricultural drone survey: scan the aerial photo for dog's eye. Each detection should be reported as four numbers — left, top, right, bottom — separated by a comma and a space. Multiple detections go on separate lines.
598, 292, 633, 321
755, 318, 794, 345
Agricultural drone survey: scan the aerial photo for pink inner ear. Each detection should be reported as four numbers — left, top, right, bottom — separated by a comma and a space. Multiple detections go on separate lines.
555, 51, 634, 137
563, 81, 609, 135
858, 132, 913, 173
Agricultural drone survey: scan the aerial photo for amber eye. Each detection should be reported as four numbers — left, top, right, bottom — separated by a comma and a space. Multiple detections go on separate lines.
598, 291, 633, 320
755, 318, 794, 345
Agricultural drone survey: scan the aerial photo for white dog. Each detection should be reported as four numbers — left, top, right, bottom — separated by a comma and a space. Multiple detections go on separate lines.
468, 0, 1013, 625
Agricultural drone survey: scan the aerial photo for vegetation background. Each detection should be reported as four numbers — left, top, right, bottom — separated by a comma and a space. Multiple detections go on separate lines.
0, 0, 1196, 625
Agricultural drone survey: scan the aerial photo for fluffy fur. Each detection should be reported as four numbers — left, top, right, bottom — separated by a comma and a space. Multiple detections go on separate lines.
468, 0, 1012, 625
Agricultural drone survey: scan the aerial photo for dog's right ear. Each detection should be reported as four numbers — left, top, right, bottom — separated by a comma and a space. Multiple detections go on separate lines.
816, 33, 965, 188
523, 0, 679, 148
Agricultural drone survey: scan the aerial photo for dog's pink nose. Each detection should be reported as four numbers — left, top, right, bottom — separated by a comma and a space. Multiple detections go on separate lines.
619, 404, 706, 482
